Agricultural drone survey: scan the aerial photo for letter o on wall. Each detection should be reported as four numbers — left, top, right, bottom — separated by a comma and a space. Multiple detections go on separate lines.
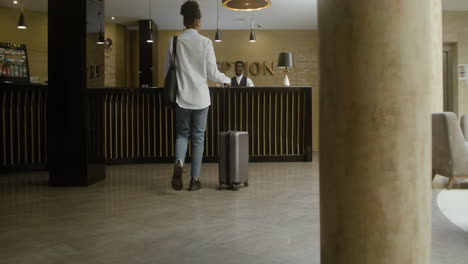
249, 62, 261, 76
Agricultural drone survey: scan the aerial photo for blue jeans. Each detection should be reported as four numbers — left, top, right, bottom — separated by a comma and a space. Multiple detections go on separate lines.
175, 106, 209, 179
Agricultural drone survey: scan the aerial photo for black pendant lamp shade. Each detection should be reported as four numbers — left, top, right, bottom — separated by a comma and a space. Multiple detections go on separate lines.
215, 28, 222, 42
97, 30, 105, 44
249, 29, 256, 42
17, 1, 26, 29
146, 28, 154, 43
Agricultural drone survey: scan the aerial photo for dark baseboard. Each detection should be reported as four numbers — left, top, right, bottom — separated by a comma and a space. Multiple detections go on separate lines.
0, 165, 48, 174
1, 154, 312, 173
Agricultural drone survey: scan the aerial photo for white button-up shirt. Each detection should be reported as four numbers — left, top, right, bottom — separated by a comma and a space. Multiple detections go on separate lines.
164, 29, 231, 110
235, 74, 255, 87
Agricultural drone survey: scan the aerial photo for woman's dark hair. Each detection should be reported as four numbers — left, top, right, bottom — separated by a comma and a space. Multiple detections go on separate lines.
181, 1, 202, 27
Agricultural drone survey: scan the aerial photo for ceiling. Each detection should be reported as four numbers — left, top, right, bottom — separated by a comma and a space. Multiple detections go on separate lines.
2, 0, 468, 30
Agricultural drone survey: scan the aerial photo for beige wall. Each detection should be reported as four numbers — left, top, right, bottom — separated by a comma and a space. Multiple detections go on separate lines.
443, 11, 468, 116
0, 7, 47, 83
157, 30, 318, 87
104, 23, 127, 87
157, 30, 320, 150
86, 33, 105, 88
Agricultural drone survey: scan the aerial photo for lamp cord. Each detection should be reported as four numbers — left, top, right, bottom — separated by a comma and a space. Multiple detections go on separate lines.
149, 0, 152, 30
149, 0, 151, 20
98, 6, 102, 32
251, 11, 254, 29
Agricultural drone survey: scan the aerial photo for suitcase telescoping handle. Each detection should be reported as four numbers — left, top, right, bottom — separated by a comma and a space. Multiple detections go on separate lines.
222, 84, 230, 132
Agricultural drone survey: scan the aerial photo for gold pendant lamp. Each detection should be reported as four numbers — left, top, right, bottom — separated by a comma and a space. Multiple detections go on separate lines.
222, 0, 271, 11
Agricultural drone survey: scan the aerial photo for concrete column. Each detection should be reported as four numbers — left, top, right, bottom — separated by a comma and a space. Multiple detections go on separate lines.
430, 0, 444, 113
318, 0, 441, 263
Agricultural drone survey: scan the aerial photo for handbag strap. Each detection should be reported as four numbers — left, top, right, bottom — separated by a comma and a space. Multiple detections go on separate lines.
171, 36, 178, 67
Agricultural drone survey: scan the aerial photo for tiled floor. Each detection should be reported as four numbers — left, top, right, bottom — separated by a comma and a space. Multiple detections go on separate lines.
0, 155, 467, 264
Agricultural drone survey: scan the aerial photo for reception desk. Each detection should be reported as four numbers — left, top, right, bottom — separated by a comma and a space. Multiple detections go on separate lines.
1, 83, 312, 172
0, 83, 48, 172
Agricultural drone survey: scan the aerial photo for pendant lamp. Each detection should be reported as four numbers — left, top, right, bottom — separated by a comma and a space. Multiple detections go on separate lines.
17, 1, 26, 29
147, 0, 154, 43
97, 30, 105, 45
249, 11, 256, 42
97, 2, 105, 44
215, 0, 221, 42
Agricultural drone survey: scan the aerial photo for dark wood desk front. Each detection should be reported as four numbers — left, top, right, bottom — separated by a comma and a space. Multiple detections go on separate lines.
0, 84, 312, 172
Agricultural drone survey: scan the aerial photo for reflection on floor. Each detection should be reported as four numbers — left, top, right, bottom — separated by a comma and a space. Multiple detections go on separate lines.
0, 156, 467, 264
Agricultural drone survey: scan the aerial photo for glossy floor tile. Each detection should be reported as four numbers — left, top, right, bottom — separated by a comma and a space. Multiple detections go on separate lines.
0, 155, 467, 264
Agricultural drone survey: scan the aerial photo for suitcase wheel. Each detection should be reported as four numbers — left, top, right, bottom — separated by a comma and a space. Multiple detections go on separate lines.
244, 181, 248, 187
231, 184, 239, 191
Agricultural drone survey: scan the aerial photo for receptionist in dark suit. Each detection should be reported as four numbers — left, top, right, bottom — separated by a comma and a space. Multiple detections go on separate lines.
231, 61, 254, 87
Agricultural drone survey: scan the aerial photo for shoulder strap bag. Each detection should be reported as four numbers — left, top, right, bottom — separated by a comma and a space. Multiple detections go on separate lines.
163, 36, 178, 108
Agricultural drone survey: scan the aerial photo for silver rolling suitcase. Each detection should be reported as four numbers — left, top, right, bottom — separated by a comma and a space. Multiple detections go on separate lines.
219, 131, 249, 191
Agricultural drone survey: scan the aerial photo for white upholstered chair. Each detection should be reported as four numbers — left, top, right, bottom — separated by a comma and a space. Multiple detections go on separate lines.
432, 112, 468, 189
460, 114, 468, 142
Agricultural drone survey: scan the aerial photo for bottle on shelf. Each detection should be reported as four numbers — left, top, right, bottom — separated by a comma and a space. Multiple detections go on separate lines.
16, 64, 21, 77
15, 64, 19, 77
12, 64, 17, 77
22, 65, 27, 77
5, 63, 11, 76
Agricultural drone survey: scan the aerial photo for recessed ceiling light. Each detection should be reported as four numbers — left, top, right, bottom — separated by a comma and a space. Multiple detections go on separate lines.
111, 16, 115, 20
13, 1, 18, 4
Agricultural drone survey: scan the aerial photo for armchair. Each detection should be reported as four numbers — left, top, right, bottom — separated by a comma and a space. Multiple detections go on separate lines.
432, 112, 468, 189
460, 114, 468, 141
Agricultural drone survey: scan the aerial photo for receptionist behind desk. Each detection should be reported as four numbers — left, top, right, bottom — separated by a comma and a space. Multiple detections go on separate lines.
231, 61, 254, 87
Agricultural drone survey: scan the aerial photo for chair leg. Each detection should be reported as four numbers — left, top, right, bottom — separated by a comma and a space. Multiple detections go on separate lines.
448, 176, 455, 190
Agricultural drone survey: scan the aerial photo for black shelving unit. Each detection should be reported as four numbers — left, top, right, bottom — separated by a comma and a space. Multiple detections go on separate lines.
0, 42, 30, 84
